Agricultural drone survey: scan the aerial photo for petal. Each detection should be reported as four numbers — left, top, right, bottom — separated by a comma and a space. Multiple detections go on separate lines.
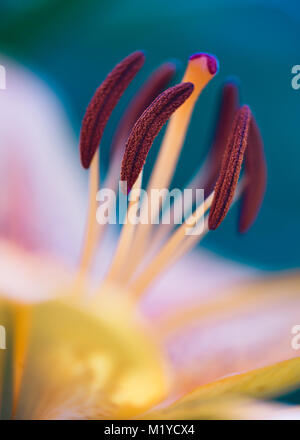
0, 240, 72, 303
9, 295, 168, 419
147, 358, 300, 419
0, 56, 86, 264
146, 397, 300, 420
140, 248, 256, 321
157, 272, 300, 395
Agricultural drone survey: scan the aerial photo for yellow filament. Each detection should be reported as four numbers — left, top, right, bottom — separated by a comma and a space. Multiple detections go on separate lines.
128, 192, 214, 298
91, 153, 122, 259
169, 180, 245, 271
147, 56, 216, 192
131, 180, 246, 297
12, 305, 31, 418
78, 150, 100, 279
167, 215, 209, 267
144, 171, 202, 260
105, 171, 143, 283
128, 56, 217, 271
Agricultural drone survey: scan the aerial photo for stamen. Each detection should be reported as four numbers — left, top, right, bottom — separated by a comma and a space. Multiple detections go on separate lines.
94, 64, 176, 254
105, 171, 144, 282
189, 52, 218, 74
199, 81, 239, 195
126, 180, 246, 296
125, 54, 218, 272
78, 150, 100, 278
175, 180, 245, 264
121, 82, 194, 192
111, 62, 176, 159
147, 53, 219, 193
208, 105, 252, 230
79, 51, 145, 169
94, 64, 175, 251
128, 193, 214, 298
239, 117, 266, 232
149, 81, 238, 252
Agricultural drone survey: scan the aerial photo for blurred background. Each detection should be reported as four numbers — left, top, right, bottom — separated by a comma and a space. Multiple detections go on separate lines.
0, 0, 300, 270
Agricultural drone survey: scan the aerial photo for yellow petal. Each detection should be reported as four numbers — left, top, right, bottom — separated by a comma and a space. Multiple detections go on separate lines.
144, 396, 300, 420
148, 357, 300, 419
13, 293, 168, 419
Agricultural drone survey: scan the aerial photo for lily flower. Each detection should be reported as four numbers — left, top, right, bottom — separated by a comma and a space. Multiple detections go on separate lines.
0, 51, 299, 420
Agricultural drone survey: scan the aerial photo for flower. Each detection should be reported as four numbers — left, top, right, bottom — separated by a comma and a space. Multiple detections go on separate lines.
0, 52, 299, 420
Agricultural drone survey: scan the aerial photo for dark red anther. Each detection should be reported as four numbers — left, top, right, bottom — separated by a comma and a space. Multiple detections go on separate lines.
80, 51, 145, 169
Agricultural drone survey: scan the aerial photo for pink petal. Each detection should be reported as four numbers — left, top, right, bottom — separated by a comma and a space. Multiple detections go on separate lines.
140, 249, 256, 320
158, 272, 300, 397
0, 56, 86, 265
